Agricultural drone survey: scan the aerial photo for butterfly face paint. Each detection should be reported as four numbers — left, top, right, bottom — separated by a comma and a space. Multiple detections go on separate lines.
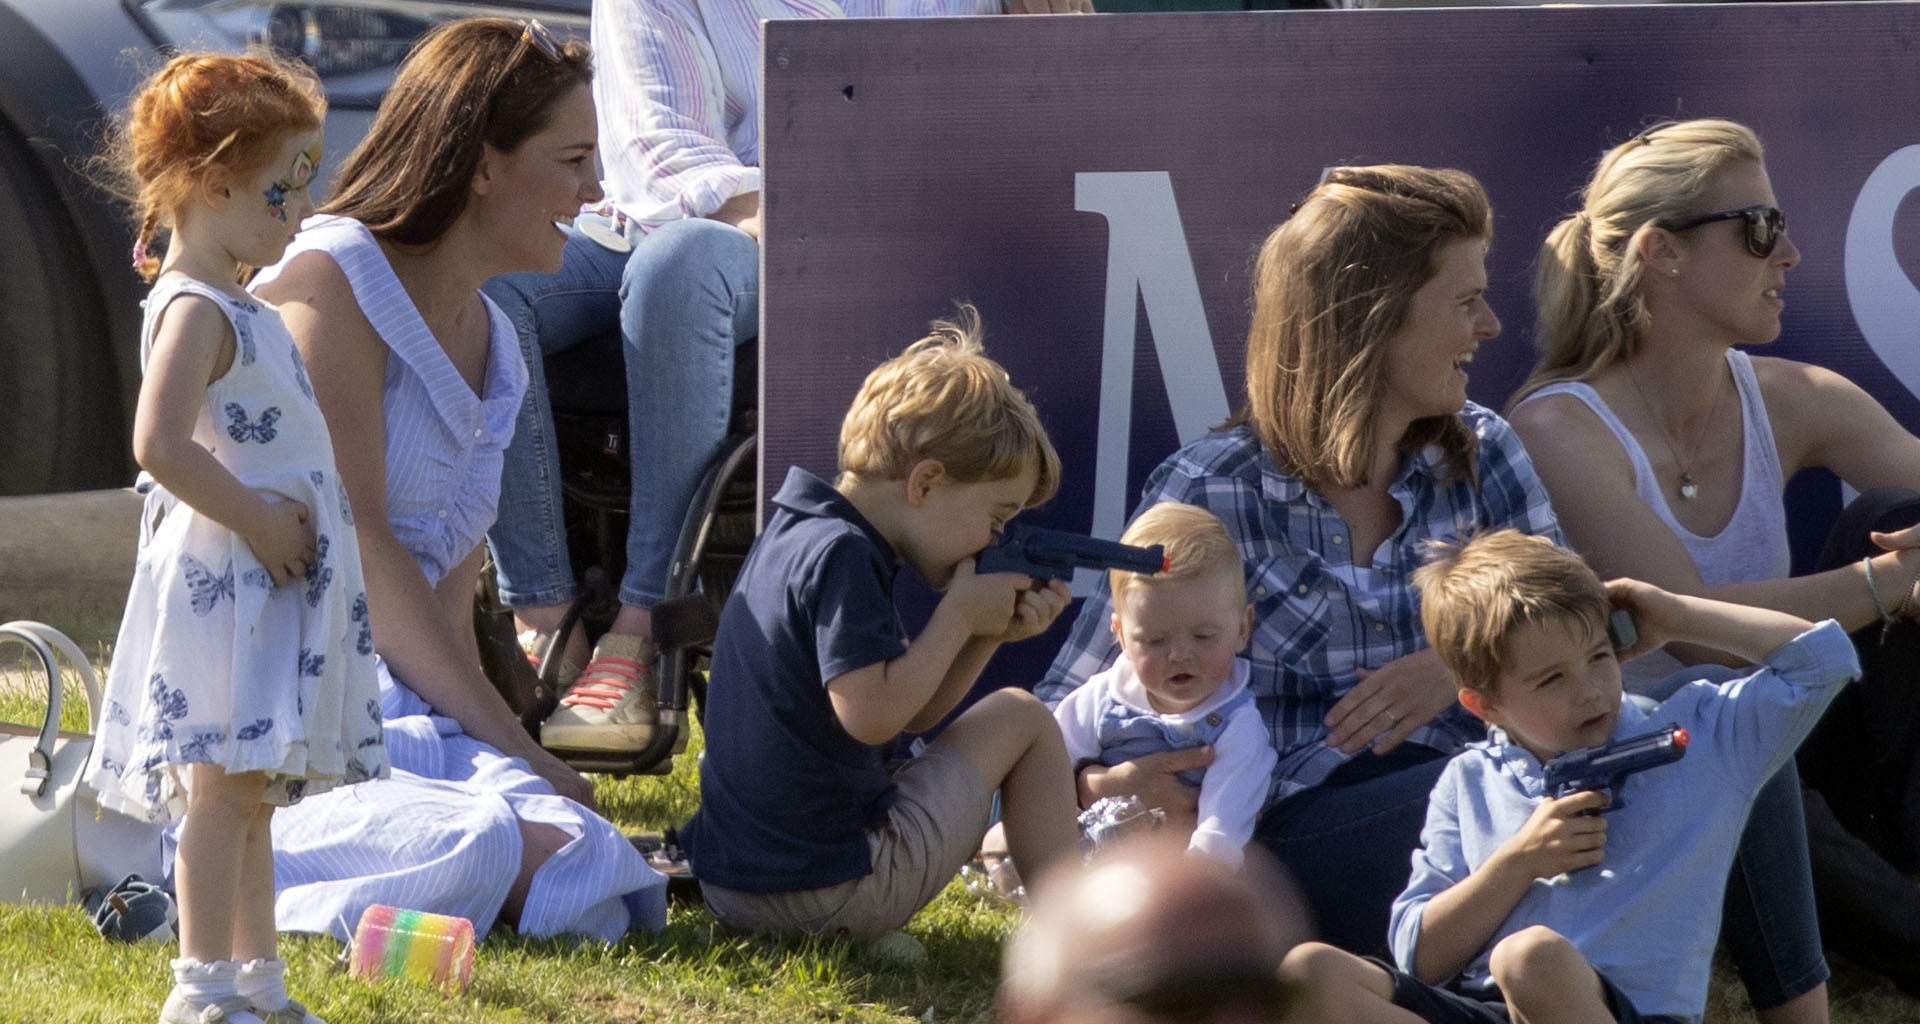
264, 141, 322, 223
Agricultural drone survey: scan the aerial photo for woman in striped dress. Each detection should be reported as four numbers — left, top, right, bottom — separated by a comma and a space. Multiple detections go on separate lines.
248, 18, 668, 941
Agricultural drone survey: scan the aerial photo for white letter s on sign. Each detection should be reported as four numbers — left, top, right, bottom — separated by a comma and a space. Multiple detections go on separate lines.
1847, 145, 1920, 400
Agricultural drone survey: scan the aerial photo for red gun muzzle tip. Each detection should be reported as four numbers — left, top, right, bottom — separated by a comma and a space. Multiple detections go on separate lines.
1160, 556, 1171, 573
1671, 727, 1690, 748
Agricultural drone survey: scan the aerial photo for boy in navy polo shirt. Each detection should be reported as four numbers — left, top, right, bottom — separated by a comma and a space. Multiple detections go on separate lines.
681, 306, 1080, 942
1280, 530, 1859, 1023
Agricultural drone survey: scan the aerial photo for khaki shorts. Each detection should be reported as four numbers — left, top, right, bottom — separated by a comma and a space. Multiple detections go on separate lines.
700, 744, 994, 939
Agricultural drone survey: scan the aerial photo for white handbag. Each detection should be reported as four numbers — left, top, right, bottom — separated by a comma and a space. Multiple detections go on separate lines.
0, 620, 165, 904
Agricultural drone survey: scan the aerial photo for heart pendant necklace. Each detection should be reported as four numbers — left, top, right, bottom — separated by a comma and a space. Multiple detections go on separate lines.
1626, 361, 1724, 503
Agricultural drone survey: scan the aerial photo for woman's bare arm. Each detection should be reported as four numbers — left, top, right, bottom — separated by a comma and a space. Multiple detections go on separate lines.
260, 254, 596, 807
1511, 393, 1914, 657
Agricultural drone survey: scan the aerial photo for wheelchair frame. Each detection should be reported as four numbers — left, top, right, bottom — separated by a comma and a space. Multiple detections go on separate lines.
556, 423, 757, 776
476, 353, 761, 778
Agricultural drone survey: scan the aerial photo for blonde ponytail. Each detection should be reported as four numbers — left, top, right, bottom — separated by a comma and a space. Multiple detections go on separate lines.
1511, 119, 1764, 409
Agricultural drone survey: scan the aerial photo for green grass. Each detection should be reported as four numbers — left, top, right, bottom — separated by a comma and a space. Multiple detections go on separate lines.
8, 677, 1920, 1022
0, 681, 1017, 1024
1, 647, 104, 733
0, 891, 1016, 1024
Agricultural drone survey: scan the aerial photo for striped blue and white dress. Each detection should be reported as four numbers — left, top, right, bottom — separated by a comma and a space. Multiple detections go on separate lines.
243, 215, 668, 941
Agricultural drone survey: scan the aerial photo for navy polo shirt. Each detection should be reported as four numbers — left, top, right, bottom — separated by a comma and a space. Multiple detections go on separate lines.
681, 466, 910, 892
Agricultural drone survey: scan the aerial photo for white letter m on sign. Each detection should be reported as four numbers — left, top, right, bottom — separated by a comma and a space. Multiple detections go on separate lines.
1073, 171, 1230, 594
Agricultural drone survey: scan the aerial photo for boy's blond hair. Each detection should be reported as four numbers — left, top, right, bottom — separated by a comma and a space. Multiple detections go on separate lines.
838, 305, 1061, 507
1110, 502, 1246, 607
1413, 529, 1609, 695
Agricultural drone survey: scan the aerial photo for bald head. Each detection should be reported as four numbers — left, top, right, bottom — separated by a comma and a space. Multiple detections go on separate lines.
999, 838, 1312, 1023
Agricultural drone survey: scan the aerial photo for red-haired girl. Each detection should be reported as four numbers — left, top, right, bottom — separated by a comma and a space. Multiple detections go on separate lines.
85, 52, 386, 1024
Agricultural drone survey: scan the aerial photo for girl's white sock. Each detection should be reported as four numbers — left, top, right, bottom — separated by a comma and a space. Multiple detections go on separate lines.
162, 958, 266, 1024
235, 958, 291, 1010
169, 958, 242, 1005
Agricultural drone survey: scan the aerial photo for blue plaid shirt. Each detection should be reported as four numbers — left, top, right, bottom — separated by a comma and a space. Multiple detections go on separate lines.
1036, 403, 1564, 805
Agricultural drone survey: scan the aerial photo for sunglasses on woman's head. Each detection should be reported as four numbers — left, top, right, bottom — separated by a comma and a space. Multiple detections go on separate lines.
1661, 204, 1787, 258
482, 19, 562, 109
513, 19, 560, 64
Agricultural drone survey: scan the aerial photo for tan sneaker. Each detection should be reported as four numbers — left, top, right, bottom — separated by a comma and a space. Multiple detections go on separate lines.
540, 632, 658, 752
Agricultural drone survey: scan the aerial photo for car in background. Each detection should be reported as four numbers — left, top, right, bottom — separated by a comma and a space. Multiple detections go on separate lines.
0, 0, 587, 495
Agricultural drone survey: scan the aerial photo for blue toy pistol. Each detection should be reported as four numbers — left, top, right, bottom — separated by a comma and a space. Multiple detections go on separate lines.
974, 522, 1168, 582
1543, 725, 1690, 813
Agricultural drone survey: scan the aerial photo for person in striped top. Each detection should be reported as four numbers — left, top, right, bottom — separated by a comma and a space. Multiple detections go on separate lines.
482, 0, 1091, 755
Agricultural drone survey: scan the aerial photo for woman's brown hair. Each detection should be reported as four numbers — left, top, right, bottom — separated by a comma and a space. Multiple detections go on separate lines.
322, 17, 591, 247
1229, 164, 1492, 491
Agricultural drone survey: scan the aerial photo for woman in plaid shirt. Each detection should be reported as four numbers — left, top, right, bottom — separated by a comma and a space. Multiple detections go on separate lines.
1037, 164, 1558, 953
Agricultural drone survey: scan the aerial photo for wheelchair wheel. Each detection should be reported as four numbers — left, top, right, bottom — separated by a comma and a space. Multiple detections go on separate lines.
659, 428, 758, 730
550, 425, 757, 776
481, 339, 760, 776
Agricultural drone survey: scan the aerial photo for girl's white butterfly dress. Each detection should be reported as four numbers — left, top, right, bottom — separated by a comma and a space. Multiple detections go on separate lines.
87, 276, 388, 823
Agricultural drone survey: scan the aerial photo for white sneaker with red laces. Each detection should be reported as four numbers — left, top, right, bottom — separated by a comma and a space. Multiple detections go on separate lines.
539, 632, 658, 752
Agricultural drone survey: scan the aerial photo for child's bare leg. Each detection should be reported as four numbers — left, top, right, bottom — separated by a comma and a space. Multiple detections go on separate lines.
501, 819, 573, 928
231, 805, 319, 1021
177, 765, 272, 963
932, 689, 1076, 889
232, 802, 278, 962
979, 820, 1008, 859
1489, 926, 1614, 1024
1280, 942, 1424, 1023
976, 820, 1023, 896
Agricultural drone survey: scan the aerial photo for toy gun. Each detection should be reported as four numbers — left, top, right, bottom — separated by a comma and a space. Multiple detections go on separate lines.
1543, 725, 1689, 813
974, 522, 1169, 582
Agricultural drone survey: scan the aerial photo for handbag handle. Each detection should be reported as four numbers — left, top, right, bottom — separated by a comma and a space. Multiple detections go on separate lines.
0, 621, 102, 799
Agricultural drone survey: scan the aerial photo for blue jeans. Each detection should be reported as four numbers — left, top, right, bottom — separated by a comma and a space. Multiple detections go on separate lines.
1255, 745, 1449, 956
482, 216, 759, 609
1725, 761, 1829, 1009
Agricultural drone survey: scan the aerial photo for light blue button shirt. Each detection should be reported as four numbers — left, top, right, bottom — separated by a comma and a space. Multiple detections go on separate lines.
1390, 622, 1860, 1020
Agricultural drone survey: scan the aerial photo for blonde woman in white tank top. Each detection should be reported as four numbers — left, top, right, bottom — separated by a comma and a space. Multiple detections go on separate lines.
1511, 118, 1920, 1007
1511, 120, 1920, 675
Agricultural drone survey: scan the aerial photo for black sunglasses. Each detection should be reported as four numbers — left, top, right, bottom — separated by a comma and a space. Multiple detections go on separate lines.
1662, 204, 1787, 259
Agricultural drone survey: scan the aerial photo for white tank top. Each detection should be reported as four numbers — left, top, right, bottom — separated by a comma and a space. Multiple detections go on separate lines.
1516, 349, 1791, 690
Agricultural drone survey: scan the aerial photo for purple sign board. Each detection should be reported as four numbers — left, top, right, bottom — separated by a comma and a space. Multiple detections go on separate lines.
759, 3, 1920, 685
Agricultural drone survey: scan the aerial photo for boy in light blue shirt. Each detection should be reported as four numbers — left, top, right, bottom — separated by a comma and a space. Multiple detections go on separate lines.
1280, 529, 1859, 1024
